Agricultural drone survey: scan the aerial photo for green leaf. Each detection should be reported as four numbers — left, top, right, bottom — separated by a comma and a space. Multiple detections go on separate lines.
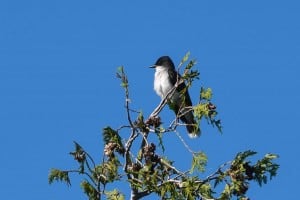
69, 142, 86, 164
253, 153, 279, 186
185, 60, 197, 70
265, 153, 279, 160
181, 51, 190, 64
103, 126, 125, 156
103, 127, 121, 145
69, 142, 86, 173
105, 189, 125, 200
198, 183, 213, 199
159, 181, 179, 199
182, 63, 199, 85
117, 66, 123, 74
135, 111, 149, 133
200, 87, 212, 101
156, 132, 165, 153
213, 119, 223, 133
116, 66, 128, 88
193, 103, 209, 120
232, 150, 257, 166
190, 152, 207, 173
81, 180, 99, 200
219, 184, 232, 199
48, 169, 71, 186
94, 158, 121, 184
74, 141, 83, 152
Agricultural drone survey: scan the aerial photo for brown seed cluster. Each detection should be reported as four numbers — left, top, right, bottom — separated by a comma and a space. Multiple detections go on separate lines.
143, 143, 159, 163
145, 116, 162, 128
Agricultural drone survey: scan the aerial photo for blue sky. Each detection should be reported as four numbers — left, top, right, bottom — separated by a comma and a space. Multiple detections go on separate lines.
0, 0, 299, 199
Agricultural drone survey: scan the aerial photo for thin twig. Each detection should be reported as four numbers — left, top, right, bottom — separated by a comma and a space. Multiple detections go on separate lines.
159, 157, 185, 175
148, 86, 176, 118
125, 89, 134, 127
202, 161, 231, 184
85, 152, 96, 172
66, 169, 98, 187
116, 125, 132, 132
174, 130, 195, 154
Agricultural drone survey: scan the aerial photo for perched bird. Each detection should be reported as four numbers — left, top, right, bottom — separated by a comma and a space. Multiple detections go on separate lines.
150, 56, 200, 137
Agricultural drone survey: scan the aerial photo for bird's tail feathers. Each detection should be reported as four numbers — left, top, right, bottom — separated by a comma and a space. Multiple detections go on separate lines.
186, 124, 200, 138
179, 112, 200, 138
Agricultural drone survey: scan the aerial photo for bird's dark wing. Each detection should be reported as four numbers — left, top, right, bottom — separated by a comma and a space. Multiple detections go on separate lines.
167, 68, 192, 111
168, 68, 193, 106
167, 68, 199, 136
167, 68, 178, 86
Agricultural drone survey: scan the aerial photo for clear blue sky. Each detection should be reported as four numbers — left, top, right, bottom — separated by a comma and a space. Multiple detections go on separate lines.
0, 0, 299, 199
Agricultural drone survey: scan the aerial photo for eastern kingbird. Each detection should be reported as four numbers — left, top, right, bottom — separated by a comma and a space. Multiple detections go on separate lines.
150, 56, 200, 137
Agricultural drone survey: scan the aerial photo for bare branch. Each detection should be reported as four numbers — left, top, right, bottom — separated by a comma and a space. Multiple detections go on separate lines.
148, 75, 185, 119
159, 157, 185, 175
124, 129, 138, 172
201, 161, 231, 184
148, 85, 176, 118
174, 130, 195, 154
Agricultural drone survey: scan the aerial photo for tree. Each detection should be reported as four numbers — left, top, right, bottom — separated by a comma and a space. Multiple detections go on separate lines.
49, 53, 279, 200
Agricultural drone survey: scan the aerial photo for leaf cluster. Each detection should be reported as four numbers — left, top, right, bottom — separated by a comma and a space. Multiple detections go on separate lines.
214, 151, 279, 200
49, 141, 125, 200
49, 53, 279, 200
48, 169, 71, 186
193, 87, 222, 133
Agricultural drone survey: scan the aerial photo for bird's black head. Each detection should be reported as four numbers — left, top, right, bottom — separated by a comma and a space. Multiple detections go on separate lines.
150, 56, 175, 69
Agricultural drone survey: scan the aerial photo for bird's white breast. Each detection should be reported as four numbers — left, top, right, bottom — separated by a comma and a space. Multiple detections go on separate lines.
153, 66, 174, 99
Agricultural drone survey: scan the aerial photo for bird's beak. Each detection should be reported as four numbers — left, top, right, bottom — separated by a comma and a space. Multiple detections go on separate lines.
149, 65, 156, 68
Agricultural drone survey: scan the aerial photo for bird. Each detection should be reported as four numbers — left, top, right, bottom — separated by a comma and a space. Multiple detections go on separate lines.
150, 56, 200, 137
